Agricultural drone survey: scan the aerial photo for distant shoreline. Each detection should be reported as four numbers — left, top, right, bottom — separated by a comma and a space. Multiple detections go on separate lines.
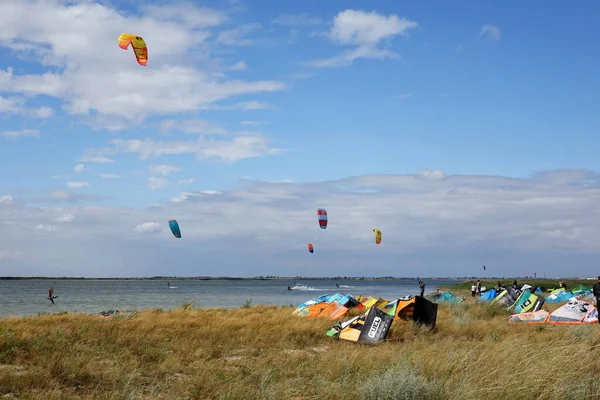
0, 276, 457, 281
0, 276, 592, 281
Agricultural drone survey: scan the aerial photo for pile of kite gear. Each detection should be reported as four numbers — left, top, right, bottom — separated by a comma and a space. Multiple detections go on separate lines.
97, 309, 137, 318
464, 282, 597, 325
509, 299, 598, 324
425, 291, 465, 303
294, 293, 438, 345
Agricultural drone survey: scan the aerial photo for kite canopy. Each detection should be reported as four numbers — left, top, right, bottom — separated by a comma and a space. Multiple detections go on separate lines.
547, 299, 598, 324
373, 228, 382, 244
168, 219, 181, 238
118, 33, 148, 66
307, 243, 314, 253
491, 287, 522, 308
317, 208, 327, 229
338, 307, 394, 344
512, 290, 545, 313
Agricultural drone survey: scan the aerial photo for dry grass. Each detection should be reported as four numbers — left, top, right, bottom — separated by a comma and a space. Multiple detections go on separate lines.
1, 296, 599, 400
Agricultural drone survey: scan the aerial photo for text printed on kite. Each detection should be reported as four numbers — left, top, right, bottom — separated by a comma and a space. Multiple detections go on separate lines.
373, 229, 382, 245
317, 208, 328, 229
168, 220, 181, 238
117, 33, 148, 66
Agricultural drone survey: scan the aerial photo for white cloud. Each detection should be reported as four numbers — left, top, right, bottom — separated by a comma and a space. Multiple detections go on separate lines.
233, 101, 270, 110
74, 164, 85, 173
479, 24, 501, 40
240, 120, 267, 126
0, 96, 53, 117
272, 13, 324, 27
178, 178, 195, 184
50, 190, 71, 200
0, 195, 14, 205
305, 9, 418, 68
34, 106, 53, 118
2, 169, 600, 277
203, 101, 272, 110
54, 213, 74, 223
78, 156, 115, 164
158, 119, 228, 135
134, 221, 161, 233
416, 169, 446, 180
170, 190, 221, 203
330, 10, 418, 46
217, 23, 262, 46
148, 177, 169, 190
35, 224, 56, 232
149, 164, 182, 176
67, 181, 90, 188
140, 3, 227, 28
98, 173, 121, 179
85, 135, 284, 163
0, 1, 285, 123
1, 129, 39, 138
0, 96, 24, 113
229, 61, 247, 70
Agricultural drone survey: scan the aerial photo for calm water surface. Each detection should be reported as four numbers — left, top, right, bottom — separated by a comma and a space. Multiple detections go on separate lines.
0, 279, 461, 317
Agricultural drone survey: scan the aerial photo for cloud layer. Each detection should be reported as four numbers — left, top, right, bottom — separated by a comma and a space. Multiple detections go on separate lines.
2, 169, 599, 277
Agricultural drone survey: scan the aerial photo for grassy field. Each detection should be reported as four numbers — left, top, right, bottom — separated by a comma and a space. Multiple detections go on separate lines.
1, 289, 599, 399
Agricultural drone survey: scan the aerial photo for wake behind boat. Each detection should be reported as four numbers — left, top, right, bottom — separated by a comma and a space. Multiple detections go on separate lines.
288, 284, 318, 291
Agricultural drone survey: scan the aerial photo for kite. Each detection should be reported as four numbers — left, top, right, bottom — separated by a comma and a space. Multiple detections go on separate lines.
317, 208, 327, 229
373, 228, 382, 245
308, 243, 314, 253
118, 33, 148, 66
168, 219, 181, 238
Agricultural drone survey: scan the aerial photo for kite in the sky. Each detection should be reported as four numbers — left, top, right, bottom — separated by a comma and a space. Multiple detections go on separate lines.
118, 33, 148, 66
317, 208, 327, 229
307, 243, 314, 253
168, 219, 181, 238
483, 265, 486, 271
373, 228, 382, 245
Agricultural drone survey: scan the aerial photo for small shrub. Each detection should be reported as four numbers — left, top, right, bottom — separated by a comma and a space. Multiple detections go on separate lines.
570, 326, 594, 341
242, 299, 253, 309
359, 361, 443, 400
490, 331, 500, 342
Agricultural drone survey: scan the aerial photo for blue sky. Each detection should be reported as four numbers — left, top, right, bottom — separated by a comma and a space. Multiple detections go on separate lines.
0, 0, 599, 277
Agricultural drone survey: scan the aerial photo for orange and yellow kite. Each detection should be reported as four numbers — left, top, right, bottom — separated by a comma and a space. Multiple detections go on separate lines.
117, 33, 148, 66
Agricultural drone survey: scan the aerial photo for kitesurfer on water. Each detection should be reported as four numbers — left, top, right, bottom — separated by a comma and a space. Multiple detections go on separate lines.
593, 276, 600, 325
418, 281, 425, 297
48, 287, 55, 305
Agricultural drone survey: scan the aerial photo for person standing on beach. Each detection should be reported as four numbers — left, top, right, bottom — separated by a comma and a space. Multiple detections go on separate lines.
471, 283, 477, 298
418, 281, 425, 297
593, 277, 600, 324
476, 280, 482, 296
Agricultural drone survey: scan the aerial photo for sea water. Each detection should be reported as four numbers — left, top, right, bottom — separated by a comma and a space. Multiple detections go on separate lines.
0, 278, 461, 317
